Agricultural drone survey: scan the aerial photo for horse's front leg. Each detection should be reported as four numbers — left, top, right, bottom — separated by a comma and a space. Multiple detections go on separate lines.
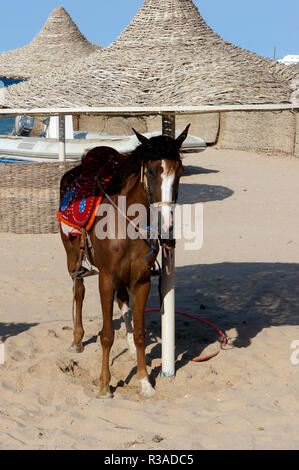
98, 274, 115, 398
130, 280, 155, 398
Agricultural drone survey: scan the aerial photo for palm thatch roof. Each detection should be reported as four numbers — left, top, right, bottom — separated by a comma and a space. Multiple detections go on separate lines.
0, 6, 100, 80
274, 62, 299, 105
289, 65, 299, 104
1, 0, 297, 108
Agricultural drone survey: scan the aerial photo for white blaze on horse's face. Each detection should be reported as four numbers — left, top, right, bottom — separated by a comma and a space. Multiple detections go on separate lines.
160, 160, 176, 234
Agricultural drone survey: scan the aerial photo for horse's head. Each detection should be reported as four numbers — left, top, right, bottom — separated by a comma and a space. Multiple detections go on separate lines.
132, 124, 190, 241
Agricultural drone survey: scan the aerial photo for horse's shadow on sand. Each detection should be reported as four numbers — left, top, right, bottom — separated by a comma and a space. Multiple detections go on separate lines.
109, 261, 299, 390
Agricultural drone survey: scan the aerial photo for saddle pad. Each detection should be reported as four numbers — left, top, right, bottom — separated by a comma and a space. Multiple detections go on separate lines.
57, 146, 124, 231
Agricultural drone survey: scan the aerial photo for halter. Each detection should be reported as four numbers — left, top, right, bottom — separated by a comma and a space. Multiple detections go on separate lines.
140, 162, 176, 276
141, 162, 175, 207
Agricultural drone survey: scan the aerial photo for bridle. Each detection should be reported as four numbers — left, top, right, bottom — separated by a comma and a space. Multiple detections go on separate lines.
140, 161, 176, 207
141, 161, 177, 275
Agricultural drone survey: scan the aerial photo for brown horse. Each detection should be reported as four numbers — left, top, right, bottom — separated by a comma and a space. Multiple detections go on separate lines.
60, 125, 190, 398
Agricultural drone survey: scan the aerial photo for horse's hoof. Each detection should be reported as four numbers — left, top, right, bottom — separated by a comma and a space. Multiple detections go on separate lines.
140, 378, 156, 399
69, 344, 84, 353
97, 390, 113, 399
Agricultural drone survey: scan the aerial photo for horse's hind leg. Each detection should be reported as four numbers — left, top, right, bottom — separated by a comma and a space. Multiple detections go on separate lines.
116, 287, 136, 357
130, 281, 155, 398
61, 234, 85, 353
70, 277, 85, 353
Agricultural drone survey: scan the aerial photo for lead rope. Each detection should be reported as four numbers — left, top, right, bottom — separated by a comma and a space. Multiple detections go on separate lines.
163, 244, 174, 276
96, 178, 151, 241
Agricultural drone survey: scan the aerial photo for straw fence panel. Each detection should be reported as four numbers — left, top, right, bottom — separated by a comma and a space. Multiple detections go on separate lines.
78, 115, 148, 135
78, 113, 220, 144
0, 162, 77, 233
218, 111, 296, 155
144, 114, 220, 144
174, 114, 219, 144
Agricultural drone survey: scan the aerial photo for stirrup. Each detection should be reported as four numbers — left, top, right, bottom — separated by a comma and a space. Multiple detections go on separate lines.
78, 267, 99, 279
71, 266, 99, 279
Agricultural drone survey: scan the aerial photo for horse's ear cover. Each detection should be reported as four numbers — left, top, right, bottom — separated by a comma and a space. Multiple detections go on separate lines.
132, 128, 151, 146
176, 124, 191, 148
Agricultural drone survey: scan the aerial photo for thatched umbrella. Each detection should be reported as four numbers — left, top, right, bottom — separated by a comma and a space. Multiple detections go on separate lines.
289, 64, 299, 104
1, 0, 295, 108
0, 6, 100, 81
276, 63, 299, 105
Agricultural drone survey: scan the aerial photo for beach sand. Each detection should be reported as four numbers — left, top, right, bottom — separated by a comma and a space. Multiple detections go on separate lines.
1, 147, 299, 450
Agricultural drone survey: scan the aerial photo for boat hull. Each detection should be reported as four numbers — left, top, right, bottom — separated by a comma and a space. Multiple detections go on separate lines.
0, 131, 206, 162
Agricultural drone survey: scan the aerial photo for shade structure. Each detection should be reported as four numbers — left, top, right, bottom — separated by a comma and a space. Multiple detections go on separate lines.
279, 63, 299, 105
0, 6, 100, 81
1, 0, 296, 109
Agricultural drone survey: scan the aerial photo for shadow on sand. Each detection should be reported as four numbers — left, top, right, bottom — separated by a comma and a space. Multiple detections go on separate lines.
109, 261, 299, 389
0, 322, 38, 342
179, 182, 233, 204
180, 163, 233, 204
139, 261, 299, 386
183, 165, 219, 176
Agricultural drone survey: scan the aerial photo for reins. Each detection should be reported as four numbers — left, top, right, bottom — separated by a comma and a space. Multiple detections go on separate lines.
96, 177, 149, 240
97, 169, 175, 275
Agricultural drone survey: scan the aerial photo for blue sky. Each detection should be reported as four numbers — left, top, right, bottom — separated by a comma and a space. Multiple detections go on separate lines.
0, 0, 298, 60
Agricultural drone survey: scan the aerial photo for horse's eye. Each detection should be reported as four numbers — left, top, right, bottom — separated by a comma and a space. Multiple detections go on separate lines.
147, 168, 155, 177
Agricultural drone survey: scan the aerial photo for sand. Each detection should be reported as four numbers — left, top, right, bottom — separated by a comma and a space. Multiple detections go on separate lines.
1, 147, 299, 450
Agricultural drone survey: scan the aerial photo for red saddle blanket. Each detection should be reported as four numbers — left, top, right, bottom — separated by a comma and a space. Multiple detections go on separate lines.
57, 146, 124, 231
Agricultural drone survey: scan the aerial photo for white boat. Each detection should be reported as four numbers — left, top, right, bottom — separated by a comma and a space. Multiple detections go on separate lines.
0, 131, 206, 163
278, 55, 299, 66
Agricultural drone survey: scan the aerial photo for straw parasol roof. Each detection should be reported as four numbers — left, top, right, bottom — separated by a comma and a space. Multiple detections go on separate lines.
1, 0, 296, 108
0, 6, 100, 80
288, 64, 299, 104
274, 62, 299, 105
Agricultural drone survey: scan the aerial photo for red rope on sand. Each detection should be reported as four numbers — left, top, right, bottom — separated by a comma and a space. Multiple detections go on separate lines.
145, 308, 227, 363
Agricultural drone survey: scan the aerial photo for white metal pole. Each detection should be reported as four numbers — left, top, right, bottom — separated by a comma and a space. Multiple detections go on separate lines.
65, 115, 74, 139
161, 114, 176, 379
161, 248, 175, 378
59, 114, 66, 162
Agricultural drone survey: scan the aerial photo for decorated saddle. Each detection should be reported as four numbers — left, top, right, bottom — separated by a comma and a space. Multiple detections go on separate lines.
57, 146, 125, 232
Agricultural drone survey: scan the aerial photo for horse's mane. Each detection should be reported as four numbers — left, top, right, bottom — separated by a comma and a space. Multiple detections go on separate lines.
106, 135, 182, 195
104, 152, 140, 195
